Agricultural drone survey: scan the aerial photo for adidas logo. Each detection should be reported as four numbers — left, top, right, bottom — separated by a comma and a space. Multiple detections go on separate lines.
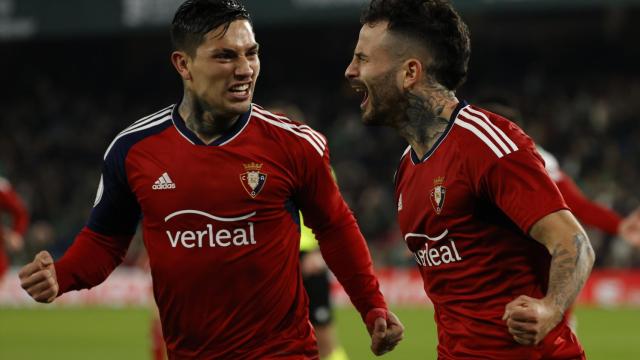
152, 172, 176, 190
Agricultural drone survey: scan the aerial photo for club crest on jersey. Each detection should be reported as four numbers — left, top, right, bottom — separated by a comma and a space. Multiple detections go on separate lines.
240, 162, 267, 198
429, 176, 446, 214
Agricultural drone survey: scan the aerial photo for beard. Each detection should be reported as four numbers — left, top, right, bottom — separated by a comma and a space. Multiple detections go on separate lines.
362, 70, 407, 128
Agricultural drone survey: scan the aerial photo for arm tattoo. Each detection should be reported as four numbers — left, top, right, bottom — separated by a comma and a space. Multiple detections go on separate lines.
547, 232, 593, 311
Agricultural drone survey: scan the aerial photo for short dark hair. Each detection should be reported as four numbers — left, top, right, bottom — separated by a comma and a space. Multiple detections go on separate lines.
171, 0, 252, 55
362, 0, 471, 90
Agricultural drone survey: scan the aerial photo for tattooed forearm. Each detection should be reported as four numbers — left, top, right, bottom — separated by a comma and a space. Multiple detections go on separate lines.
546, 232, 594, 312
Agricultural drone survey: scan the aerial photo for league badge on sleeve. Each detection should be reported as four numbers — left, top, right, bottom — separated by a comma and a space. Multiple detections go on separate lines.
240, 162, 267, 198
430, 176, 446, 215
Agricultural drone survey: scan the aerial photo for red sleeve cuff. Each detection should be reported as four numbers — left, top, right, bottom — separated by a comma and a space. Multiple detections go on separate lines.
365, 308, 389, 333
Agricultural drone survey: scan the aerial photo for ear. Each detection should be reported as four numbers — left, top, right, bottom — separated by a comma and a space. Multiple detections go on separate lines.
171, 51, 192, 81
402, 58, 423, 90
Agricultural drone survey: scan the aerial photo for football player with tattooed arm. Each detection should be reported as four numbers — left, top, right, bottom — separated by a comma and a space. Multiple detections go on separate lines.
17, 0, 403, 358
345, 0, 594, 359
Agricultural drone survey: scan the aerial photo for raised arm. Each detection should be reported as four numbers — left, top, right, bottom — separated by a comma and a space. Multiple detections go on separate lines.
619, 208, 640, 246
0, 177, 30, 251
554, 171, 621, 235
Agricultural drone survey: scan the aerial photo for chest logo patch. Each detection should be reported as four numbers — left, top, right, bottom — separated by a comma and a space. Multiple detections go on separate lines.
152, 172, 176, 190
240, 162, 267, 198
429, 176, 446, 214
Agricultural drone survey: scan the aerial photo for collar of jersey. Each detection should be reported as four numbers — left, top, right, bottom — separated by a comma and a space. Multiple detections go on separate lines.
171, 102, 252, 146
410, 100, 468, 164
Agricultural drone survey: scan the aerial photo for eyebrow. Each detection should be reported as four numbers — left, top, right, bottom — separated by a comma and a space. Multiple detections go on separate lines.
211, 43, 259, 54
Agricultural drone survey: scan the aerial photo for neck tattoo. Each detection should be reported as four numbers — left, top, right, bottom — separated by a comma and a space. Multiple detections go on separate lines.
399, 89, 452, 157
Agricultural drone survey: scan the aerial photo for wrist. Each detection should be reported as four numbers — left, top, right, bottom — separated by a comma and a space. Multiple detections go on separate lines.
365, 307, 388, 332
541, 297, 564, 319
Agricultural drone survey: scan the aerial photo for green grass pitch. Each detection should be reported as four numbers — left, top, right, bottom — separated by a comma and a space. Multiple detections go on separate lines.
0, 306, 637, 359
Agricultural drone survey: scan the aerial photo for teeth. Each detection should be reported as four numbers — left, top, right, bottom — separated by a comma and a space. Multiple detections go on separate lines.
231, 84, 250, 92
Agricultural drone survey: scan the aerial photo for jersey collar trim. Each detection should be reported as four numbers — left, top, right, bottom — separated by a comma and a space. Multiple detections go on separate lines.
410, 100, 468, 164
171, 102, 252, 146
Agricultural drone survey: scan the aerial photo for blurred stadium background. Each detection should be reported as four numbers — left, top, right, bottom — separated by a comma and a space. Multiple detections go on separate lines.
1, 0, 640, 358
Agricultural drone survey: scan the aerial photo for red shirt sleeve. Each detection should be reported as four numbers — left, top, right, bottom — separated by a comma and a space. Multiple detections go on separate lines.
55, 226, 133, 295
54, 135, 140, 295
0, 178, 29, 236
554, 172, 621, 235
478, 144, 569, 234
295, 139, 387, 322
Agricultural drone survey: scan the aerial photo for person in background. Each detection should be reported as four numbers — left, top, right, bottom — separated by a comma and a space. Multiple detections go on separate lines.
480, 100, 640, 248
0, 175, 29, 283
300, 215, 350, 360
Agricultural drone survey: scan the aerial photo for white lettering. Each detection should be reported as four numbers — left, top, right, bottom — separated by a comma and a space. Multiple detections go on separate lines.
196, 230, 207, 247
451, 239, 462, 261
232, 228, 247, 246
167, 231, 181, 247
181, 231, 195, 248
165, 217, 258, 249
207, 224, 215, 247
428, 248, 441, 266
152, 183, 176, 190
414, 251, 424, 266
216, 229, 231, 247
440, 245, 453, 264
413, 238, 463, 267
249, 222, 256, 244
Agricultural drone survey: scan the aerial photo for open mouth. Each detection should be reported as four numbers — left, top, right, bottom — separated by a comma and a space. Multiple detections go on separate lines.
228, 83, 251, 98
353, 85, 369, 109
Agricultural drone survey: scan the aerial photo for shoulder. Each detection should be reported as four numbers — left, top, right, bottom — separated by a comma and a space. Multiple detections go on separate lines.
394, 146, 413, 184
249, 104, 327, 158
397, 145, 413, 169
103, 105, 175, 162
453, 104, 534, 161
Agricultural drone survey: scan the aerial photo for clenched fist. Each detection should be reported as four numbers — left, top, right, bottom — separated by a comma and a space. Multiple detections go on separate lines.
366, 308, 405, 356
19, 251, 59, 303
502, 295, 563, 346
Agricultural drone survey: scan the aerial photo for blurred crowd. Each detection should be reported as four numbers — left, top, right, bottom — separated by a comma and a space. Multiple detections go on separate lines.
1, 9, 639, 268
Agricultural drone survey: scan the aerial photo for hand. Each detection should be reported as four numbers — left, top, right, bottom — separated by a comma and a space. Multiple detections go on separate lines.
5, 229, 24, 252
19, 251, 59, 303
366, 308, 404, 356
300, 250, 326, 275
502, 295, 563, 346
619, 208, 640, 247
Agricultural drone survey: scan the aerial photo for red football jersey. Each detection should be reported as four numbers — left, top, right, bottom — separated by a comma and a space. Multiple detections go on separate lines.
395, 103, 584, 359
0, 176, 29, 277
55, 104, 386, 359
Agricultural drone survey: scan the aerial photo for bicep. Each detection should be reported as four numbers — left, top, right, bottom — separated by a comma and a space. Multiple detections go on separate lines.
529, 210, 586, 253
